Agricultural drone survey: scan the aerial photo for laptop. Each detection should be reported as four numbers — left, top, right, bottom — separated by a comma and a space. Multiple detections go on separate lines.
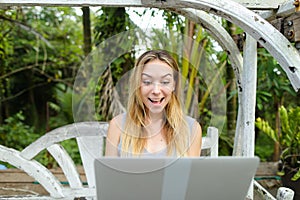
94, 156, 259, 200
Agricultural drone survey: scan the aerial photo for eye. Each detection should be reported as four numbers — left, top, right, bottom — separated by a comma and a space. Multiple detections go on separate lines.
161, 81, 170, 85
142, 80, 152, 85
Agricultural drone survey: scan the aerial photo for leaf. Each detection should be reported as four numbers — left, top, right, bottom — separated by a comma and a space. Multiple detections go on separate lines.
255, 117, 278, 142
277, 171, 285, 176
291, 169, 300, 181
279, 106, 291, 135
48, 101, 61, 112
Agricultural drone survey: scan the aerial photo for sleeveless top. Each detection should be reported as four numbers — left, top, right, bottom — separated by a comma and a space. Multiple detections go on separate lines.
117, 113, 196, 157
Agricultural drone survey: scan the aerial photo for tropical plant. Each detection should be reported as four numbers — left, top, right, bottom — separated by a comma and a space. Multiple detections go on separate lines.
256, 48, 297, 161
256, 106, 300, 181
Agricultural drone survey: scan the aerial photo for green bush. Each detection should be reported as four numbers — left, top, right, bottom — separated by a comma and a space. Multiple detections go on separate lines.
0, 111, 39, 150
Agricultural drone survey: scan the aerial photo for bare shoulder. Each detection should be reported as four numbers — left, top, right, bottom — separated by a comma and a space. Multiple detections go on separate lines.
186, 116, 202, 134
187, 118, 202, 157
107, 113, 125, 139
105, 114, 125, 156
193, 120, 202, 132
191, 119, 202, 140
109, 113, 124, 127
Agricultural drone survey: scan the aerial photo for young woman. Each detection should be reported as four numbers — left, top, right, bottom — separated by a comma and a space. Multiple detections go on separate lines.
105, 50, 202, 157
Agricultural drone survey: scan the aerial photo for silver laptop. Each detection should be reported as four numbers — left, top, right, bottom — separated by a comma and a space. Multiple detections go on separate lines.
94, 157, 259, 200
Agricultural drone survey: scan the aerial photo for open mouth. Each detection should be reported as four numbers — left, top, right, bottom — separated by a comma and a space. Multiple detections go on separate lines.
148, 97, 165, 105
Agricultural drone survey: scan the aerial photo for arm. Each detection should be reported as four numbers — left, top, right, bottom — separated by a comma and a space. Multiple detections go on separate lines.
187, 121, 202, 157
105, 115, 122, 157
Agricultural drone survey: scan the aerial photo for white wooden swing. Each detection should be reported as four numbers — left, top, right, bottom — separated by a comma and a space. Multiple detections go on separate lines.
1, 0, 300, 199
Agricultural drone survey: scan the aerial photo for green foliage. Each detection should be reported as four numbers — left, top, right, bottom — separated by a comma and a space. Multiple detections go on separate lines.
48, 84, 74, 128
0, 111, 52, 168
256, 48, 296, 112
279, 106, 300, 181
0, 7, 83, 131
256, 106, 300, 181
255, 117, 277, 142
218, 133, 233, 156
255, 132, 274, 161
0, 111, 39, 150
94, 7, 136, 82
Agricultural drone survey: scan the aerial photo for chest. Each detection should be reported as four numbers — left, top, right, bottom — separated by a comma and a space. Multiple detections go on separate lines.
145, 132, 167, 153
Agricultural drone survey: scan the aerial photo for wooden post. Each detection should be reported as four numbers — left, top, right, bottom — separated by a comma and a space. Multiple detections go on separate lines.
277, 187, 295, 200
242, 34, 258, 200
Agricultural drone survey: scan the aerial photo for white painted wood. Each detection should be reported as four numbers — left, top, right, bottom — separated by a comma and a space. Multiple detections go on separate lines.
0, 0, 143, 7
47, 144, 83, 188
276, 187, 295, 200
0, 0, 286, 9
233, 106, 243, 156
58, 187, 95, 198
241, 34, 257, 157
254, 180, 277, 200
201, 126, 219, 157
234, 34, 257, 157
232, 0, 286, 9
241, 34, 258, 200
277, 0, 297, 18
256, 10, 277, 20
20, 122, 108, 160
0, 145, 64, 198
76, 135, 104, 188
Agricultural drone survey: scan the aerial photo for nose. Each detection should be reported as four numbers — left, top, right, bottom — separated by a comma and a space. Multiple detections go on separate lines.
152, 83, 161, 94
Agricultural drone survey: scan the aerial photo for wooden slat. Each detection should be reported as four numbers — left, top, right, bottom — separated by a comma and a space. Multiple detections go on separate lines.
0, 146, 64, 198
0, 168, 86, 183
0, 182, 48, 196
21, 122, 108, 160
0, 0, 143, 7
47, 144, 83, 188
0, 0, 286, 9
201, 127, 218, 157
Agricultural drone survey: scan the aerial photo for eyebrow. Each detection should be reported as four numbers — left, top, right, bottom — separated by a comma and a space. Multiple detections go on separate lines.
141, 73, 172, 78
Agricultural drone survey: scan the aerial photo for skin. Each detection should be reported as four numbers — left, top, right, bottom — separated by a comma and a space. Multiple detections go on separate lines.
105, 59, 202, 157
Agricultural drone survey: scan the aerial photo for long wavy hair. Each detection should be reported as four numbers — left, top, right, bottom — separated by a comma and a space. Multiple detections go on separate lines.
121, 50, 190, 156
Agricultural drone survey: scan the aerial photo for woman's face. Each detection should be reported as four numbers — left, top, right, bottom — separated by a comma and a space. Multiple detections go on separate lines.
140, 59, 175, 115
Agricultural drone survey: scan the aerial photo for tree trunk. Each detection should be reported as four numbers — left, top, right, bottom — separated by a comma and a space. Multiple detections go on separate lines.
226, 22, 237, 138
82, 7, 92, 57
273, 100, 281, 161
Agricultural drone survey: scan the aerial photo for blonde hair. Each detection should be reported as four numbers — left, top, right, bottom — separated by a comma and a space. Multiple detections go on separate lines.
121, 50, 189, 157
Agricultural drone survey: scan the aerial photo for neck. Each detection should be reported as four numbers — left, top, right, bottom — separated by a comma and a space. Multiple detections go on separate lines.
148, 111, 164, 122
144, 113, 166, 137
